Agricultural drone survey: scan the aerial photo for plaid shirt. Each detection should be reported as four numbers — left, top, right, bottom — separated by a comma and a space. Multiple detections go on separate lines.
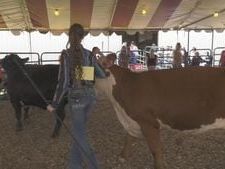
52, 47, 106, 108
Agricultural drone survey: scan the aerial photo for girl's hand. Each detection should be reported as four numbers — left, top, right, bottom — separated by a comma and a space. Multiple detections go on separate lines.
47, 104, 55, 113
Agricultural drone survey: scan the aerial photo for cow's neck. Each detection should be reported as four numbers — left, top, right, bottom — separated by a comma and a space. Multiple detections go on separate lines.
95, 71, 143, 138
6, 68, 24, 82
6, 70, 23, 79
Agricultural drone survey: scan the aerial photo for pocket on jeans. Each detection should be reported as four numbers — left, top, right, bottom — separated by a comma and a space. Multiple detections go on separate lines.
69, 88, 85, 98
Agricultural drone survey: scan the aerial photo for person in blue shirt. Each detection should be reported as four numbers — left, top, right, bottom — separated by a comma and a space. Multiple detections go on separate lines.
47, 23, 106, 169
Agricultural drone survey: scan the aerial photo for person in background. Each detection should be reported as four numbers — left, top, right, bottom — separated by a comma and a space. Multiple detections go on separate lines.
205, 51, 213, 67
146, 48, 158, 70
129, 41, 139, 64
172, 42, 183, 68
130, 41, 138, 51
219, 50, 225, 67
191, 50, 203, 66
118, 45, 129, 68
190, 47, 197, 57
183, 48, 190, 67
91, 47, 104, 60
91, 46, 105, 65
47, 23, 108, 169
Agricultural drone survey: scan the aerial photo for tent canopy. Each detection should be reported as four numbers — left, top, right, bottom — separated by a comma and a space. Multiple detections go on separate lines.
1, 0, 225, 34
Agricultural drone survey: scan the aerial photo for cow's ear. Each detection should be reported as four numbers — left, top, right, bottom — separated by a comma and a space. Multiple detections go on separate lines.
22, 57, 29, 63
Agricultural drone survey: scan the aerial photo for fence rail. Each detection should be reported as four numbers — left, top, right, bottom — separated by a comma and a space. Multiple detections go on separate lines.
0, 47, 225, 70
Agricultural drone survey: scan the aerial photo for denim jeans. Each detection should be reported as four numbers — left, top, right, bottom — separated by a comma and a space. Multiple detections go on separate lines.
68, 87, 99, 169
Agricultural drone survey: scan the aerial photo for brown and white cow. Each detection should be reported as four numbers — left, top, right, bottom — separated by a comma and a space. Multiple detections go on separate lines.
96, 62, 225, 169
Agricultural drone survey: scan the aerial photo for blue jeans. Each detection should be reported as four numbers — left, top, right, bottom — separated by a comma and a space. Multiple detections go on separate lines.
68, 87, 99, 169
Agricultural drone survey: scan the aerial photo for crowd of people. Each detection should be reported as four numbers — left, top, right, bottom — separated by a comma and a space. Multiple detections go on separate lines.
171, 43, 210, 68
116, 41, 225, 71
109, 40, 225, 72
170, 43, 225, 68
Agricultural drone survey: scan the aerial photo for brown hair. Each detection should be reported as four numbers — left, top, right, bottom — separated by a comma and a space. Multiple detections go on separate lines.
66, 23, 84, 82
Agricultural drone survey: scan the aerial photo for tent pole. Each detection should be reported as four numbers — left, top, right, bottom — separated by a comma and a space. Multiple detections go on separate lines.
187, 30, 190, 52
29, 31, 32, 61
211, 29, 214, 53
107, 34, 110, 51
101, 41, 104, 51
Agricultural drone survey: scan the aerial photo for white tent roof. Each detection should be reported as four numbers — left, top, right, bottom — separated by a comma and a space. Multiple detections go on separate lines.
0, 0, 225, 34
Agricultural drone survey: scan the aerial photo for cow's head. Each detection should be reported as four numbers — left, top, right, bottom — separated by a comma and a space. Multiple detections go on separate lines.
95, 53, 117, 94
1, 54, 29, 72
100, 53, 117, 69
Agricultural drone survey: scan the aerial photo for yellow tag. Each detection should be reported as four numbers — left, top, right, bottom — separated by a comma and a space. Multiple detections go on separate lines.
82, 66, 94, 81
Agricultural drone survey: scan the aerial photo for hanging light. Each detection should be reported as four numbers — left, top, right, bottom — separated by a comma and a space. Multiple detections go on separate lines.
141, 9, 147, 15
54, 9, 60, 16
213, 11, 219, 17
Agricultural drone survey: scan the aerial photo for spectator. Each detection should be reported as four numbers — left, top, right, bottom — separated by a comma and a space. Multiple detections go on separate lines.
146, 48, 158, 70
129, 41, 139, 64
172, 42, 183, 68
118, 45, 129, 68
91, 46, 105, 65
183, 48, 190, 67
205, 51, 213, 67
191, 51, 203, 66
92, 47, 105, 60
191, 47, 198, 57
219, 50, 225, 67
130, 41, 138, 51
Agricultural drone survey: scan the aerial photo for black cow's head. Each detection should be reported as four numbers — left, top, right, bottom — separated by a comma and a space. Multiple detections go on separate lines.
1, 54, 29, 72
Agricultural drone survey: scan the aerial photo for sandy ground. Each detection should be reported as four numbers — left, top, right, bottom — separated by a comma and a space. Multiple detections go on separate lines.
0, 91, 225, 169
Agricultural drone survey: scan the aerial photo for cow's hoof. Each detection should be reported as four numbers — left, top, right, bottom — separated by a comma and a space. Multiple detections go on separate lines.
51, 132, 59, 138
24, 116, 29, 121
24, 119, 30, 125
16, 123, 23, 131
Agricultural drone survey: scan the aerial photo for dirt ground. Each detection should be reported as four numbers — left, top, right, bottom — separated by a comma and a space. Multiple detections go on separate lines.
0, 91, 225, 169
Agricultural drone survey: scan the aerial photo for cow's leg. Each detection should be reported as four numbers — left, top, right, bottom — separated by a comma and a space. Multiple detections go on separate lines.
23, 106, 30, 120
52, 99, 67, 138
141, 123, 166, 169
12, 102, 23, 131
120, 134, 136, 161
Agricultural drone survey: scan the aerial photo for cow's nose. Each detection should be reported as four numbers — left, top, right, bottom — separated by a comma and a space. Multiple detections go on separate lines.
0, 67, 5, 73
0, 60, 4, 72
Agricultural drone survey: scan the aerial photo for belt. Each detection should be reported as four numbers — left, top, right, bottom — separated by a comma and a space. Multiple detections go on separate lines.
70, 80, 94, 88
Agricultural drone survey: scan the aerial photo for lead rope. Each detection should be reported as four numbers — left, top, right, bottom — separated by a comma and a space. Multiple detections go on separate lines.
14, 59, 98, 169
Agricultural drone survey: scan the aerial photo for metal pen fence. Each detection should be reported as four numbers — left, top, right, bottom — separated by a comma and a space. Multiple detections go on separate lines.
40, 52, 61, 65
0, 47, 225, 70
0, 52, 40, 64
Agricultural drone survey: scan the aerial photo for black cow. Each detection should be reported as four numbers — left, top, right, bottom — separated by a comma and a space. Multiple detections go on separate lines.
0, 64, 3, 84
0, 54, 67, 137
